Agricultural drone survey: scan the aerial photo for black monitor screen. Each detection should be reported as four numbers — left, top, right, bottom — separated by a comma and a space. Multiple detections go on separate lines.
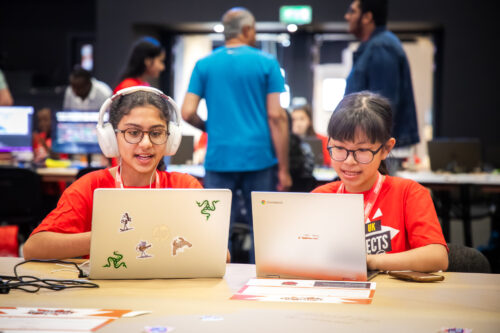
0, 106, 34, 152
52, 110, 104, 154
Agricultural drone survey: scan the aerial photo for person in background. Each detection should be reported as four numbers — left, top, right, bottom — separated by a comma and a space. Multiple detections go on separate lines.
114, 36, 165, 94
344, 0, 419, 170
63, 65, 112, 111
32, 107, 55, 164
23, 88, 202, 260
0, 69, 14, 106
291, 104, 330, 166
312, 91, 448, 272
182, 7, 291, 263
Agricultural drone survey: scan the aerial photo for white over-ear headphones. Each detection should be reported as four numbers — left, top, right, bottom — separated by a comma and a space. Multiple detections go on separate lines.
96, 86, 182, 158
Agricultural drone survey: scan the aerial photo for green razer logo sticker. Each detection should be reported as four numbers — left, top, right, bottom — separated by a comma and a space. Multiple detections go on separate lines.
103, 251, 127, 269
196, 200, 219, 220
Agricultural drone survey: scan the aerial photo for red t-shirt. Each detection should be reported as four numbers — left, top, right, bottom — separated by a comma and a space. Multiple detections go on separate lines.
31, 169, 202, 236
316, 133, 330, 166
312, 176, 447, 255
113, 78, 149, 94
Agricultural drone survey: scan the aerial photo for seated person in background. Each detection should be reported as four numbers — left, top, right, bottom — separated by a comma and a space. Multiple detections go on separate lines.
0, 69, 14, 106
113, 36, 165, 94
63, 65, 112, 111
23, 87, 202, 260
32, 107, 55, 164
291, 104, 330, 166
312, 91, 448, 273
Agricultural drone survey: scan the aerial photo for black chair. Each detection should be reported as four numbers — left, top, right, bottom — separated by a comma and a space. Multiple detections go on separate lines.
0, 167, 43, 242
447, 243, 491, 273
76, 167, 104, 180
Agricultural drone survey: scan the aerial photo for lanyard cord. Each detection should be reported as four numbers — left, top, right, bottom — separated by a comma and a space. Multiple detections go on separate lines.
337, 172, 385, 222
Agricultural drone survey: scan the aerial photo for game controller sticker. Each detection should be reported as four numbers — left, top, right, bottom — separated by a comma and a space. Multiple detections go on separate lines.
136, 240, 153, 259
172, 236, 192, 256
196, 200, 219, 221
119, 212, 134, 232
103, 251, 127, 269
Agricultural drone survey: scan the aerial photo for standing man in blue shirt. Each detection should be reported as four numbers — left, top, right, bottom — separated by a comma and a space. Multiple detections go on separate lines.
344, 0, 419, 150
182, 7, 291, 263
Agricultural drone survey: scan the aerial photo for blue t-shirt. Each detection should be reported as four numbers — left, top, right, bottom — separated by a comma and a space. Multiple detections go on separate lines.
187, 46, 285, 172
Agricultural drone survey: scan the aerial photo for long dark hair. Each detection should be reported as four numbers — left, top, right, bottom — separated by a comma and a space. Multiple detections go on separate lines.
327, 91, 392, 174
118, 37, 163, 82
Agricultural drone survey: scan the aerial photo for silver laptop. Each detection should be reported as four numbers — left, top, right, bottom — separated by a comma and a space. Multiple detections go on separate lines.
252, 191, 371, 281
88, 188, 231, 279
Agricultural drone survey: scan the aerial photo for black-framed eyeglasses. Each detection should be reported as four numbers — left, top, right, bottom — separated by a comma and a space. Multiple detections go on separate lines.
115, 128, 168, 145
327, 143, 385, 164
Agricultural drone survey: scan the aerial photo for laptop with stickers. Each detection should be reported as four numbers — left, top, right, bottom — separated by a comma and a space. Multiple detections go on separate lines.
88, 188, 231, 279
252, 191, 377, 281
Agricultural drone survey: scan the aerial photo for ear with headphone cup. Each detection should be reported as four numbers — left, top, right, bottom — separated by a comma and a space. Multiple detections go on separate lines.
165, 121, 181, 156
96, 122, 119, 157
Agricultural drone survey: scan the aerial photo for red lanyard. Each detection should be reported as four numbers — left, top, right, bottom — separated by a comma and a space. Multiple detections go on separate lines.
114, 167, 160, 189
337, 172, 385, 222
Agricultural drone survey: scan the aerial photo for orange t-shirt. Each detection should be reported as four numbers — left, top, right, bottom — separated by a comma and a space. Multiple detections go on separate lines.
312, 176, 447, 254
31, 169, 202, 236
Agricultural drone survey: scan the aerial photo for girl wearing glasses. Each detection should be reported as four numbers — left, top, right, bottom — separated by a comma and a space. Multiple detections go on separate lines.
24, 89, 202, 260
313, 91, 448, 273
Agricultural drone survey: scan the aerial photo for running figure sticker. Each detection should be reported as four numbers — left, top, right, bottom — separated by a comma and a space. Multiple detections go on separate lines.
172, 237, 192, 256
119, 212, 134, 232
196, 200, 219, 220
136, 241, 153, 259
103, 251, 127, 269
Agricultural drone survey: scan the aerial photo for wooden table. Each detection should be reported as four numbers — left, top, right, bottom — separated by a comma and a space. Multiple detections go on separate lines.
1, 257, 499, 332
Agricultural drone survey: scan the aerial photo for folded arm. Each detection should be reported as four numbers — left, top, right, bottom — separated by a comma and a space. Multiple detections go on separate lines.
23, 231, 91, 260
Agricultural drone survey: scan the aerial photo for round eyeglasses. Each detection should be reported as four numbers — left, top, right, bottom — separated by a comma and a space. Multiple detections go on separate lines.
115, 128, 168, 145
327, 143, 385, 164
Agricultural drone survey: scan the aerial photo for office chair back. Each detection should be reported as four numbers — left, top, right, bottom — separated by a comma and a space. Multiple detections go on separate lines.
0, 167, 42, 240
447, 243, 491, 273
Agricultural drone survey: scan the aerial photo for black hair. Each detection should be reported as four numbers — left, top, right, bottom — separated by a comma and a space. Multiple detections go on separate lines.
70, 64, 91, 81
118, 36, 164, 82
327, 91, 392, 174
359, 0, 388, 27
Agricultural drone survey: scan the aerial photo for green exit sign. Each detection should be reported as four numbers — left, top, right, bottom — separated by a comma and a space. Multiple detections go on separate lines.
280, 5, 312, 25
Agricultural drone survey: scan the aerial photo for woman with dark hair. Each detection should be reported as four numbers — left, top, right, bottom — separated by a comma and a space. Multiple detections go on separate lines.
291, 104, 330, 166
313, 91, 448, 273
113, 37, 165, 94
23, 87, 201, 260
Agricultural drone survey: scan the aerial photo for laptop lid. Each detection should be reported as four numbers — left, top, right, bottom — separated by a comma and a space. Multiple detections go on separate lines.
89, 188, 231, 279
427, 138, 482, 173
252, 191, 368, 281
302, 136, 324, 166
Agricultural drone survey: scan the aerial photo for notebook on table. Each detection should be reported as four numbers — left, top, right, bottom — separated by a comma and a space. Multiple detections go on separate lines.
252, 191, 377, 281
88, 188, 231, 279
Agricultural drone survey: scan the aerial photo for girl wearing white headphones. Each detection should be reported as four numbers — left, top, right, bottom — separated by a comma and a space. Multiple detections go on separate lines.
23, 87, 202, 260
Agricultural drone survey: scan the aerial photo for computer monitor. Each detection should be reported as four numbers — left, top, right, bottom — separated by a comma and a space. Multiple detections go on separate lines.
427, 138, 482, 173
51, 110, 104, 154
0, 106, 34, 153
